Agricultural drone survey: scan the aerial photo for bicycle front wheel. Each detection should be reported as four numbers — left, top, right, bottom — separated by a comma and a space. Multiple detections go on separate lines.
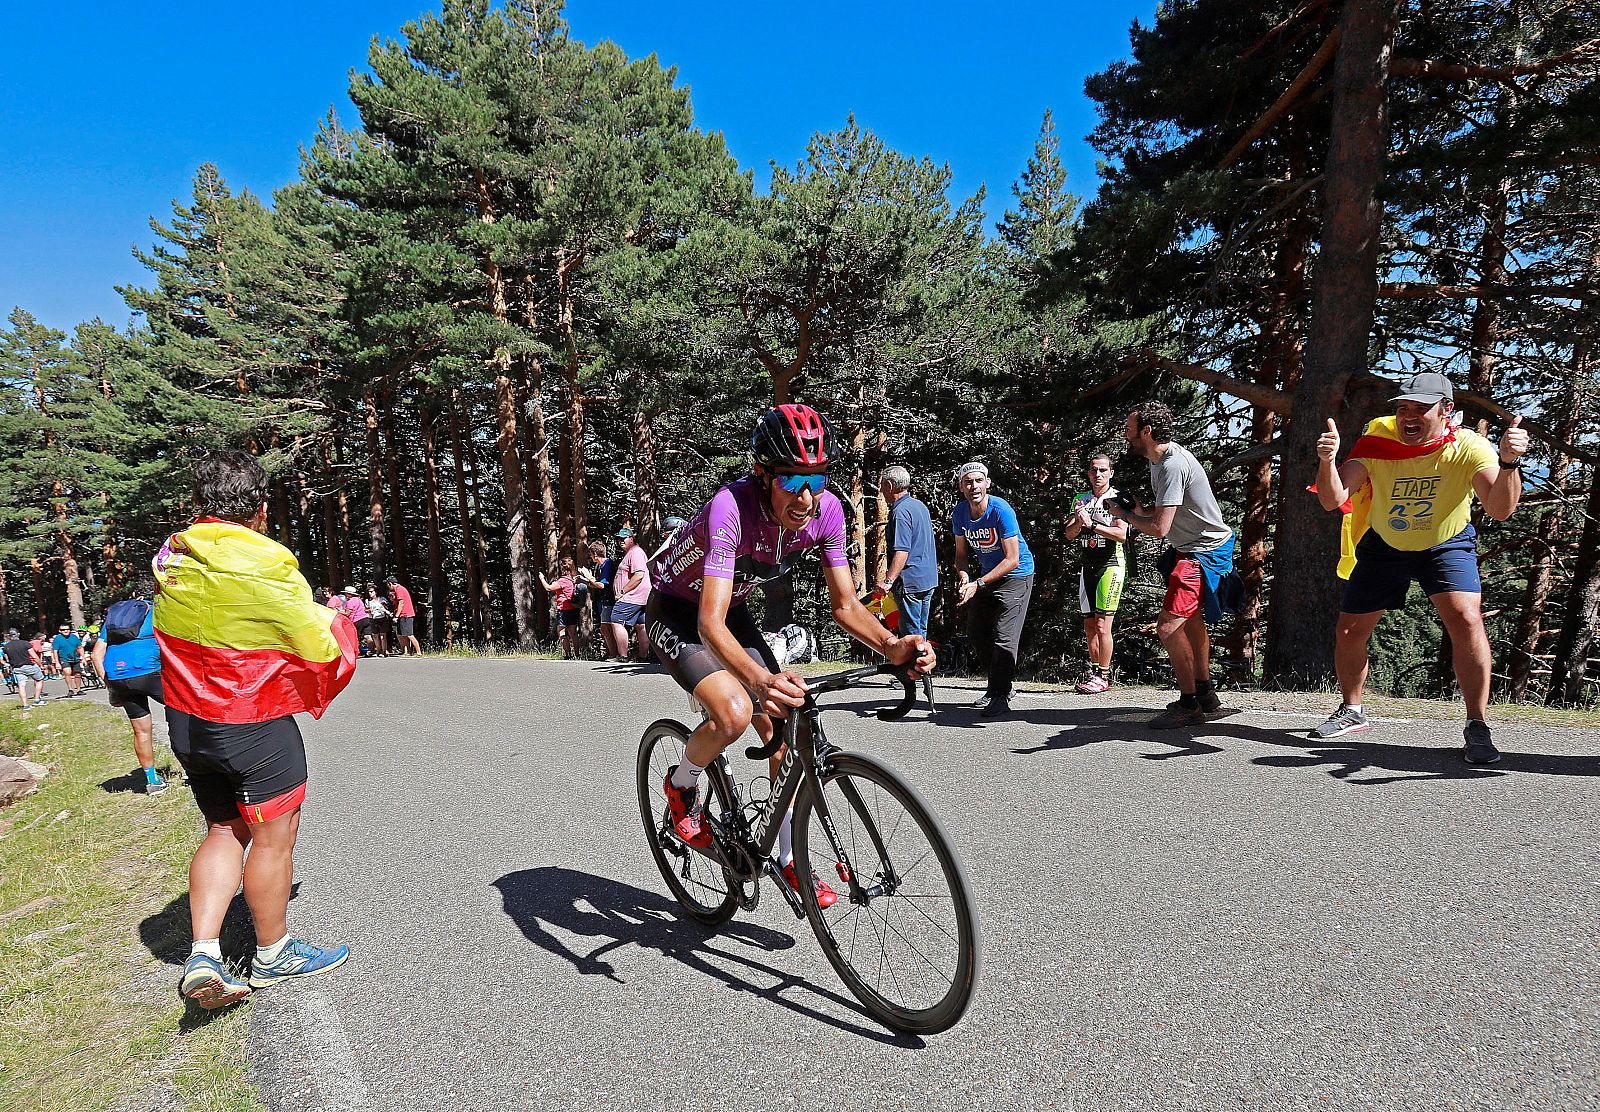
636, 719, 739, 925
792, 753, 980, 1034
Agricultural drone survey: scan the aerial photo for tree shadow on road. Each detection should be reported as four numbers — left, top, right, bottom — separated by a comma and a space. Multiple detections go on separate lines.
492, 866, 923, 1047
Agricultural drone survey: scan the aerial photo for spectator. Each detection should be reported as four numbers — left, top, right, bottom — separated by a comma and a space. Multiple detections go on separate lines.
385, 576, 422, 656
583, 540, 622, 659
154, 449, 357, 1009
1065, 454, 1132, 694
1313, 371, 1529, 763
52, 622, 85, 697
365, 584, 393, 657
3, 628, 45, 709
82, 624, 103, 684
876, 466, 938, 640
609, 527, 652, 661
34, 633, 57, 681
341, 586, 372, 656
93, 577, 168, 794
1108, 401, 1237, 729
950, 462, 1035, 719
539, 557, 581, 659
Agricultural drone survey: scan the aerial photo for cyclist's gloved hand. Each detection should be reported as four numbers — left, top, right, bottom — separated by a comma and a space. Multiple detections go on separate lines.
755, 669, 808, 718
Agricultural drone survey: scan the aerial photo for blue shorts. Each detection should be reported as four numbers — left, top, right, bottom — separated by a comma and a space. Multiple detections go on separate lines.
1341, 527, 1481, 615
610, 600, 647, 627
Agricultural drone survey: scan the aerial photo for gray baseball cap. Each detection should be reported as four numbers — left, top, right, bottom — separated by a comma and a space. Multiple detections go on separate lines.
1391, 372, 1454, 405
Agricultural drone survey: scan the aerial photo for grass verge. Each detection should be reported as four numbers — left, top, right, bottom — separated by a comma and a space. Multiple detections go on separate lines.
0, 699, 263, 1112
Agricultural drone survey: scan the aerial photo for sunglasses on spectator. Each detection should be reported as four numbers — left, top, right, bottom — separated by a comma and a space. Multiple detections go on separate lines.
775, 472, 828, 495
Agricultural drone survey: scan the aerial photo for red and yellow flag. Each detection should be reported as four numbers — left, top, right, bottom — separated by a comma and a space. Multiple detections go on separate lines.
153, 519, 357, 723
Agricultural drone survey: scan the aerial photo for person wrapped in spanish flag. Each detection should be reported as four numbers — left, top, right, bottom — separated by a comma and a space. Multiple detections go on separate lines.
154, 449, 357, 1009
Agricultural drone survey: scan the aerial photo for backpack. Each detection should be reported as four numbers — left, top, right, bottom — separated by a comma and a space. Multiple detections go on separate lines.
105, 599, 151, 646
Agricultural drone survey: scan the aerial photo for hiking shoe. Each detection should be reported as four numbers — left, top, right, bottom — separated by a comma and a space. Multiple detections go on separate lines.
144, 774, 168, 796
782, 862, 838, 908
1463, 720, 1500, 765
662, 768, 712, 849
1311, 704, 1369, 739
249, 938, 349, 989
180, 954, 252, 1009
1075, 674, 1110, 695
968, 694, 991, 711
1150, 703, 1207, 729
979, 699, 1012, 719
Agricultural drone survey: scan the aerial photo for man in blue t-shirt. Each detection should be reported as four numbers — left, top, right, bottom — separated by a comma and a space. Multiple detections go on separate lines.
950, 461, 1035, 718
876, 466, 939, 639
92, 578, 169, 795
52, 624, 85, 697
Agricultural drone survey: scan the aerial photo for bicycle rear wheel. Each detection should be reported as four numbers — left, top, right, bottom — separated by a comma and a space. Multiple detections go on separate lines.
792, 753, 980, 1034
636, 719, 739, 925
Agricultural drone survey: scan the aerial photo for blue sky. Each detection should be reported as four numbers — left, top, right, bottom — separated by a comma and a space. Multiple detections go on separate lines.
0, 1, 1154, 334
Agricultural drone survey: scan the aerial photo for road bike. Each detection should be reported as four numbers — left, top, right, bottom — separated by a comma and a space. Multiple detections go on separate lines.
636, 663, 980, 1035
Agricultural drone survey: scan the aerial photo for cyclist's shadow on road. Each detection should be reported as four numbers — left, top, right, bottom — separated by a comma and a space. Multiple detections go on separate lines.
492, 867, 923, 1047
1002, 706, 1600, 785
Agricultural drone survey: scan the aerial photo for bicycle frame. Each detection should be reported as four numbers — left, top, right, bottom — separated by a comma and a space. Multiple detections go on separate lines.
696, 664, 917, 913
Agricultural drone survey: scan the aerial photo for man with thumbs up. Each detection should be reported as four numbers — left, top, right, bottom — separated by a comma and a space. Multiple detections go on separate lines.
1313, 372, 1529, 763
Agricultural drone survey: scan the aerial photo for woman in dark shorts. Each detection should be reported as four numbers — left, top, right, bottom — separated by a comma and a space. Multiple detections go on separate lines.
538, 557, 582, 658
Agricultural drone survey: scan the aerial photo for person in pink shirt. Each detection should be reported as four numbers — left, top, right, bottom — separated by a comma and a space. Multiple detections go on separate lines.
608, 527, 652, 661
385, 576, 422, 655
340, 586, 373, 656
537, 557, 581, 659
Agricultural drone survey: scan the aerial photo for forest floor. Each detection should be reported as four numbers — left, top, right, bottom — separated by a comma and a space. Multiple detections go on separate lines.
0, 693, 261, 1112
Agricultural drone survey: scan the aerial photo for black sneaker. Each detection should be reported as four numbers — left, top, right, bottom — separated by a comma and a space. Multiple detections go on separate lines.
1150, 702, 1207, 730
1311, 705, 1369, 739
1463, 720, 1500, 764
979, 699, 1011, 719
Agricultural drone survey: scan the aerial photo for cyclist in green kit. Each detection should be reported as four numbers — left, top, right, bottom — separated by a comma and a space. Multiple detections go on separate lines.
1065, 454, 1130, 694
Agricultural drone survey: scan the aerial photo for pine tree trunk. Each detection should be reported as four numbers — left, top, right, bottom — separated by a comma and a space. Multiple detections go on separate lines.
557, 254, 591, 558
52, 480, 85, 628
1262, 0, 1397, 688
494, 367, 539, 649
319, 439, 345, 589
420, 404, 449, 646
333, 433, 354, 584
1547, 466, 1600, 706
363, 388, 387, 577
383, 388, 411, 586
31, 556, 47, 633
101, 527, 125, 596
462, 421, 498, 642
515, 357, 552, 640
846, 385, 869, 592
632, 409, 661, 545
0, 566, 9, 632
865, 427, 889, 589
448, 400, 487, 641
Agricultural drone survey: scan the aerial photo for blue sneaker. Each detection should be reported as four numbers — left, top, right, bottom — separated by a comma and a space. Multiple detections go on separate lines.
180, 954, 252, 1009
249, 938, 349, 988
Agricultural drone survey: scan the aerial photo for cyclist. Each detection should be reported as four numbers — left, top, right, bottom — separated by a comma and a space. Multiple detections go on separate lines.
1064, 454, 1131, 694
646, 404, 935, 904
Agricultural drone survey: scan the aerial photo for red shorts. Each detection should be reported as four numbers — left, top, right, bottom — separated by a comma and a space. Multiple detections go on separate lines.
1162, 553, 1204, 619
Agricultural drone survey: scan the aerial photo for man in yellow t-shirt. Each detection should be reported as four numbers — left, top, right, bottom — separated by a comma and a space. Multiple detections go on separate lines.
1312, 372, 1529, 764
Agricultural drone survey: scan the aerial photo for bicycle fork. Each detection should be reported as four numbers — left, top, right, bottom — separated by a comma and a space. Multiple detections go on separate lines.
800, 740, 899, 908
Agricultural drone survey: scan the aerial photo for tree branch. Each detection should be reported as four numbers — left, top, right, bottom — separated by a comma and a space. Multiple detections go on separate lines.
1221, 26, 1343, 168
1391, 39, 1600, 82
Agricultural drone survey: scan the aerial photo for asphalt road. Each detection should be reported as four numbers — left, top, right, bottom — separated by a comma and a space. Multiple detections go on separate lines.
237, 659, 1600, 1112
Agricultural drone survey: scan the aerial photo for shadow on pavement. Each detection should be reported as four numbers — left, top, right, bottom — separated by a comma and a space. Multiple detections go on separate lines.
995, 704, 1600, 784
493, 866, 923, 1047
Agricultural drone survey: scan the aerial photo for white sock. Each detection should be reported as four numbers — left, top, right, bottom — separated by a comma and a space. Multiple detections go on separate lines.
670, 758, 705, 791
1347, 704, 1362, 714
777, 810, 794, 867
190, 938, 222, 961
257, 934, 291, 962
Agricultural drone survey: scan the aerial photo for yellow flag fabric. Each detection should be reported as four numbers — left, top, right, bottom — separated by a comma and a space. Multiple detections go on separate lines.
153, 519, 356, 722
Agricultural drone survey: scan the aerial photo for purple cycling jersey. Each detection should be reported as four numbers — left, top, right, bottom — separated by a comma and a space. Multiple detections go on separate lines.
651, 475, 849, 605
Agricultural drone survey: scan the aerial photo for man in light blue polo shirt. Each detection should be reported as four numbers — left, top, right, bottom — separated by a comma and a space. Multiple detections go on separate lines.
876, 465, 938, 639
951, 461, 1034, 718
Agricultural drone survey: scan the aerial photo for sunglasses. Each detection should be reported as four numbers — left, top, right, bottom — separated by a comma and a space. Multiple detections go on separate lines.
775, 472, 828, 495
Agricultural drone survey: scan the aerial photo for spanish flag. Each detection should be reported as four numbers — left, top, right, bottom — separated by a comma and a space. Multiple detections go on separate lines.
153, 518, 357, 723
1326, 415, 1457, 579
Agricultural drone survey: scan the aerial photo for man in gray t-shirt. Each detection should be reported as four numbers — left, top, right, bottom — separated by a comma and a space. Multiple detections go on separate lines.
1108, 400, 1236, 729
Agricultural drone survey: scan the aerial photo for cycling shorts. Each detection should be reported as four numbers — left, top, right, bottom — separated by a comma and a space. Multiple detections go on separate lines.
1079, 562, 1125, 615
646, 591, 780, 696
166, 711, 308, 825
107, 670, 164, 720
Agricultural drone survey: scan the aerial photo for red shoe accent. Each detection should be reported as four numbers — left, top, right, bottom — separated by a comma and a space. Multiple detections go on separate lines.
662, 772, 712, 849
783, 861, 838, 908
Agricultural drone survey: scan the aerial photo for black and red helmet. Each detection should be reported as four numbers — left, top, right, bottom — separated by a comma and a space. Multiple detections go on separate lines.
751, 404, 839, 470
